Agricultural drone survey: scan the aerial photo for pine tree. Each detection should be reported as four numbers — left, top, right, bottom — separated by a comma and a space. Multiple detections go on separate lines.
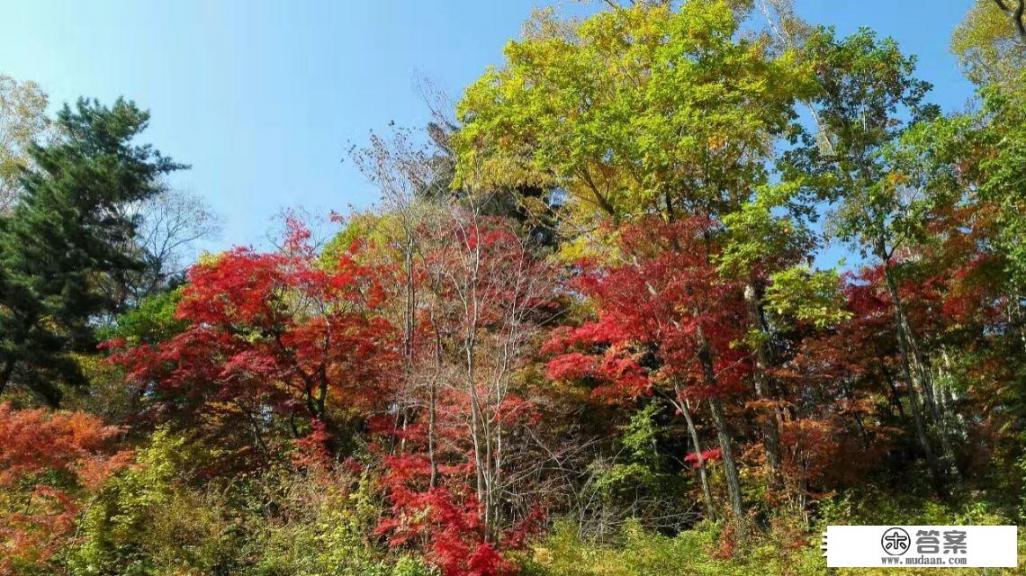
0, 98, 182, 404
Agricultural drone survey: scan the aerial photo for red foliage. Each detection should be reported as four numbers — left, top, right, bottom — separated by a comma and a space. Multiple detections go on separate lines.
684, 447, 722, 468
0, 404, 131, 574
376, 478, 514, 576
290, 419, 333, 470
107, 220, 398, 465
376, 438, 520, 576
545, 218, 751, 402
0, 403, 129, 488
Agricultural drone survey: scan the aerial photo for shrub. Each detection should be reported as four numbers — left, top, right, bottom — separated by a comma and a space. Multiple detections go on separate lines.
65, 429, 243, 576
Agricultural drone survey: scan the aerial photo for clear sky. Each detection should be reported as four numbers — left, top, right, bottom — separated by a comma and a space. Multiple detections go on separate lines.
0, 0, 975, 253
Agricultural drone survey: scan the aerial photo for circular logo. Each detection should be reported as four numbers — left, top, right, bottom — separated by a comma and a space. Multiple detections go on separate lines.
881, 527, 911, 556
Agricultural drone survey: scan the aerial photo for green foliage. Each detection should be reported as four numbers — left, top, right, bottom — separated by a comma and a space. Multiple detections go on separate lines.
952, 0, 1026, 90
102, 289, 186, 346
764, 266, 850, 330
64, 430, 430, 576
60, 291, 184, 420
453, 0, 812, 258
245, 470, 399, 576
717, 181, 816, 279
389, 556, 437, 576
527, 492, 1026, 576
796, 27, 939, 260
593, 404, 663, 496
320, 212, 386, 268
0, 98, 182, 404
0, 75, 52, 211
525, 518, 823, 576
818, 486, 1012, 527
976, 75, 1026, 290
620, 405, 661, 467
815, 490, 1026, 576
66, 429, 242, 576
583, 403, 698, 535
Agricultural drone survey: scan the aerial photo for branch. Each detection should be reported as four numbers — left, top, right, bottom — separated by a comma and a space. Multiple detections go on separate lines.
993, 0, 1026, 42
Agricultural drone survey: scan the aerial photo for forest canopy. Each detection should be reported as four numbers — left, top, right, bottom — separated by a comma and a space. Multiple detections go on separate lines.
2, 1, 1026, 575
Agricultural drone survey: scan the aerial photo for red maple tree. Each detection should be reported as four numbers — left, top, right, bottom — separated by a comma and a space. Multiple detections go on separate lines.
109, 218, 399, 466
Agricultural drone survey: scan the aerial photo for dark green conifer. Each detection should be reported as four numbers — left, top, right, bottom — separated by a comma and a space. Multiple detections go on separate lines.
0, 98, 181, 404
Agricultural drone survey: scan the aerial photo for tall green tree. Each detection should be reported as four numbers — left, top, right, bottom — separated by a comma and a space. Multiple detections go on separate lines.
793, 28, 964, 489
0, 98, 181, 404
453, 0, 809, 251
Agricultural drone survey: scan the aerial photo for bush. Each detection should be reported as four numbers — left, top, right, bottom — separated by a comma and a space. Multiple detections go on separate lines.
525, 489, 1026, 576
243, 472, 391, 576
60, 428, 439, 576
65, 429, 243, 576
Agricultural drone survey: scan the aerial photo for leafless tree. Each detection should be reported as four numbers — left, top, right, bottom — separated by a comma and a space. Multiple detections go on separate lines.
135, 188, 221, 287
100, 187, 221, 312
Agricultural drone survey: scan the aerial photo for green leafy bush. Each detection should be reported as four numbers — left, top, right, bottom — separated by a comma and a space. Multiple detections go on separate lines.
65, 429, 243, 576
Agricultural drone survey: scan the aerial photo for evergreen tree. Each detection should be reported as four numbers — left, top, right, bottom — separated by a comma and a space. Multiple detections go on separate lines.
0, 98, 181, 404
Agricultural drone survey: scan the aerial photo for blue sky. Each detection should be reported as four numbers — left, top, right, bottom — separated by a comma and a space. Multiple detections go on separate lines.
0, 0, 975, 253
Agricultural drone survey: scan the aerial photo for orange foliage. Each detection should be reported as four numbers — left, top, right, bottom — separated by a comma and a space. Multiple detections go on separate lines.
0, 403, 131, 574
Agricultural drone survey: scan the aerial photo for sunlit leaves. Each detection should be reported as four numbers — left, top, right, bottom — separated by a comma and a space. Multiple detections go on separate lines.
764, 265, 850, 330
454, 0, 812, 248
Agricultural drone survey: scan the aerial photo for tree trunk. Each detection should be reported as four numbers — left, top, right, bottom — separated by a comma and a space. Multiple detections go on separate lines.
397, 242, 416, 456
882, 365, 907, 420
0, 359, 12, 397
428, 347, 438, 488
936, 349, 968, 440
708, 396, 744, 523
885, 363, 943, 487
992, 0, 1026, 42
676, 392, 716, 518
743, 283, 784, 488
1014, 297, 1026, 354
881, 261, 961, 485
905, 370, 949, 493
695, 325, 744, 523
